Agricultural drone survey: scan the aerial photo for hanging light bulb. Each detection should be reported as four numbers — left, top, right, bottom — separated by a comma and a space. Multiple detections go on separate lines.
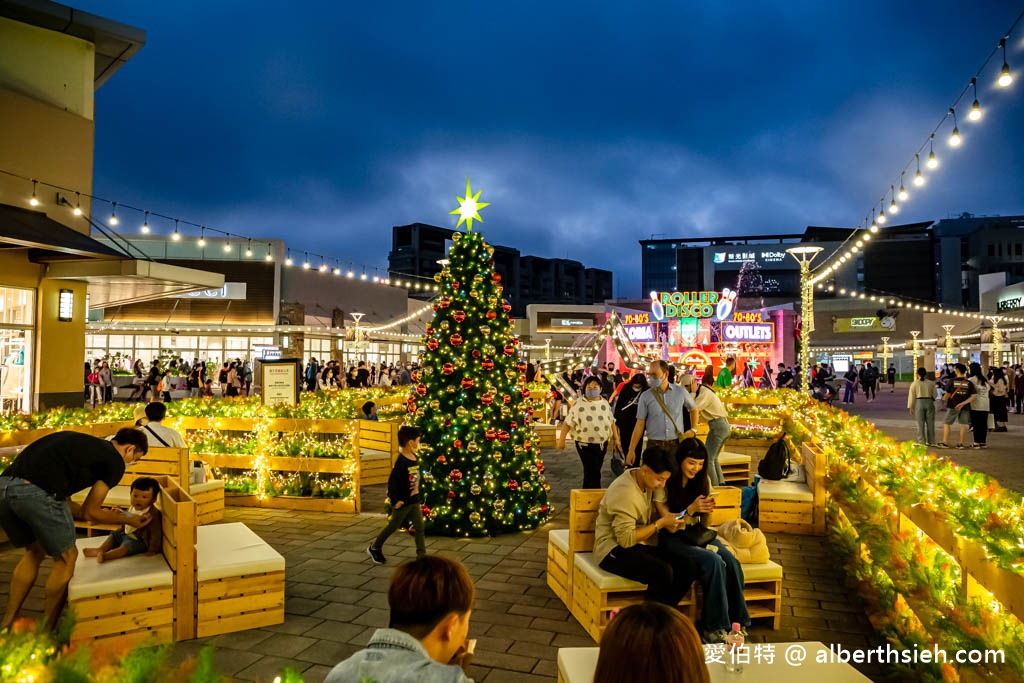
73, 192, 83, 216
109, 202, 119, 226
285, 250, 294, 266
889, 186, 899, 214
319, 260, 328, 273
265, 244, 274, 262
198, 227, 206, 248
29, 180, 40, 207
897, 173, 909, 201
947, 108, 961, 147
346, 270, 355, 278
223, 235, 232, 253
302, 253, 311, 269
927, 135, 939, 169
998, 38, 1013, 87
877, 203, 887, 225
140, 211, 151, 233
245, 240, 253, 257
360, 273, 368, 280
914, 154, 925, 187
171, 219, 181, 241
968, 78, 982, 121
870, 209, 879, 233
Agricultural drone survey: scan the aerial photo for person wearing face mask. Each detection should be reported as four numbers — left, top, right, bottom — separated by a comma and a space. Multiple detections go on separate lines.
612, 374, 649, 471
557, 376, 618, 488
625, 360, 699, 467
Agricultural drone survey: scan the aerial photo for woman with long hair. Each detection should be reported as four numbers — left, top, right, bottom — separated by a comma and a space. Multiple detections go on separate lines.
594, 602, 710, 683
612, 373, 649, 469
967, 362, 990, 448
655, 437, 749, 643
989, 366, 1009, 432
683, 370, 730, 487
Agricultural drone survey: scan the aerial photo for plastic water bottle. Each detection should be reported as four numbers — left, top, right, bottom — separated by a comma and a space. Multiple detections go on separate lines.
724, 622, 744, 673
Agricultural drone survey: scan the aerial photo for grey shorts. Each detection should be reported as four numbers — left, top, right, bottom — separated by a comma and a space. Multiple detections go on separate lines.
944, 407, 970, 426
111, 529, 148, 556
0, 476, 76, 557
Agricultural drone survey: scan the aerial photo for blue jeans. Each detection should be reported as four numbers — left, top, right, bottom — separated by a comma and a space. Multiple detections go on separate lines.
843, 382, 856, 403
659, 531, 750, 631
0, 477, 75, 556
704, 418, 729, 487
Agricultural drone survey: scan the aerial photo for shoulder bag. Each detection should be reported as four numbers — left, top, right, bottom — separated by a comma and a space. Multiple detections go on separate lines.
650, 388, 687, 442
677, 513, 717, 547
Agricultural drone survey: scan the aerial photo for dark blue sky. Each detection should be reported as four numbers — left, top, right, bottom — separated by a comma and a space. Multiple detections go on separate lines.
77, 0, 1024, 297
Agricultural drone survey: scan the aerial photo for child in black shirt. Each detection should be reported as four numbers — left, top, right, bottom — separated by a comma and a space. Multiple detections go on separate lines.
368, 426, 426, 563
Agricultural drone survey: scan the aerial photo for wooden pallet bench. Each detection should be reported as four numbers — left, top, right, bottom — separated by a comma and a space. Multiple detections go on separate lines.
758, 441, 826, 536
719, 451, 751, 486
67, 476, 196, 645
549, 488, 782, 642
359, 448, 394, 487
194, 522, 285, 637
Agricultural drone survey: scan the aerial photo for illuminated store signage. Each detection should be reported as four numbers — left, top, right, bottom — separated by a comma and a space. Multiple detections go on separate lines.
712, 250, 787, 265
624, 313, 651, 325
721, 321, 775, 343
624, 324, 657, 342
650, 289, 735, 322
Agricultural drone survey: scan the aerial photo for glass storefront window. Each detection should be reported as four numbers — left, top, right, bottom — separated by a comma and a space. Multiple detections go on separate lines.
0, 286, 34, 415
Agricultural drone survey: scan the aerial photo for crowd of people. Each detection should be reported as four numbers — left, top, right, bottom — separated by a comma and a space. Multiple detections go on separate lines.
301, 359, 416, 391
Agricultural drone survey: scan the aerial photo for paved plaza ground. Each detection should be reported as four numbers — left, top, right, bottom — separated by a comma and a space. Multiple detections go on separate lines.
6, 389, 1020, 681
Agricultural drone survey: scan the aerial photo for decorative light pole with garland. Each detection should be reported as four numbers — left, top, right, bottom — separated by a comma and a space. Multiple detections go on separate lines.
409, 179, 551, 536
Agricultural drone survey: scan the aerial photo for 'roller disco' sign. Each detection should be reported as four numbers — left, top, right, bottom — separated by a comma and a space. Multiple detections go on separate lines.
650, 289, 735, 322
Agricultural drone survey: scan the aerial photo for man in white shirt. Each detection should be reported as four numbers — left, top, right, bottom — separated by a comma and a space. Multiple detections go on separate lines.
141, 402, 187, 448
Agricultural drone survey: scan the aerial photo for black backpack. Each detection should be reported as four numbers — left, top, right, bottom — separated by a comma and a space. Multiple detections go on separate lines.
758, 436, 792, 480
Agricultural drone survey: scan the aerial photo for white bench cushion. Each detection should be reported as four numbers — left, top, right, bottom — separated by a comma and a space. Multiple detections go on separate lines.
741, 560, 783, 581
558, 647, 598, 683
719, 451, 751, 465
574, 552, 646, 591
70, 485, 132, 507
758, 479, 813, 502
196, 522, 285, 582
190, 480, 224, 495
360, 448, 391, 461
68, 536, 172, 601
549, 529, 569, 553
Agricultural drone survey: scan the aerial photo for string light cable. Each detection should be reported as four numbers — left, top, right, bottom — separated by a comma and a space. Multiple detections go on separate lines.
0, 168, 439, 291
809, 9, 1024, 286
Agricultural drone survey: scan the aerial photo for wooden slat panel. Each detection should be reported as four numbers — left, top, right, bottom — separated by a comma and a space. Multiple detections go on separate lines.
74, 607, 174, 639
198, 572, 285, 601
198, 591, 283, 617
72, 587, 173, 620
196, 607, 285, 638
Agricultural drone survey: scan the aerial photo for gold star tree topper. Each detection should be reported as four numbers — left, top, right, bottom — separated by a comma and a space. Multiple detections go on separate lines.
449, 176, 490, 231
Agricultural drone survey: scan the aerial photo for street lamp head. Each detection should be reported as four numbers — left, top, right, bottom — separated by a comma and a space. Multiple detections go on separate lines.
786, 245, 824, 257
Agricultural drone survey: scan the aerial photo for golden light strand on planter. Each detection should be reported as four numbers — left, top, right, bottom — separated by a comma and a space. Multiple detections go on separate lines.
253, 408, 273, 500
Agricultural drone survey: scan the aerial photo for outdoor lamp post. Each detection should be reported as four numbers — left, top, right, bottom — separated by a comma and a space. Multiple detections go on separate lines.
786, 245, 824, 394
942, 324, 956, 365
881, 336, 890, 376
545, 338, 551, 361
350, 312, 365, 366
910, 330, 921, 375
989, 316, 1004, 367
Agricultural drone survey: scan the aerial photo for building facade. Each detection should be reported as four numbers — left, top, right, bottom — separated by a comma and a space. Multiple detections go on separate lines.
389, 223, 613, 316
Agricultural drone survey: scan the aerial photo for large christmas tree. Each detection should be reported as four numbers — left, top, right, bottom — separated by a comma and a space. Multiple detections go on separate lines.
409, 180, 551, 536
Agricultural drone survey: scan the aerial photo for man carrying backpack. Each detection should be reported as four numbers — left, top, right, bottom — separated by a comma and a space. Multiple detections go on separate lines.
842, 366, 858, 405
863, 362, 879, 403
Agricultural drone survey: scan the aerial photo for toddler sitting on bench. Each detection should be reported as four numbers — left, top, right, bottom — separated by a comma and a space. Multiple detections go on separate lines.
83, 477, 161, 563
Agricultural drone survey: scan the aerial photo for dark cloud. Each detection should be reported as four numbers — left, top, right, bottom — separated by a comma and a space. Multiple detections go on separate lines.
77, 0, 1024, 296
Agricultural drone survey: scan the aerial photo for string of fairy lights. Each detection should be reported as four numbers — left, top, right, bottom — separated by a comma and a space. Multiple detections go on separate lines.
820, 286, 1024, 324
0, 167, 440, 291
809, 10, 1024, 286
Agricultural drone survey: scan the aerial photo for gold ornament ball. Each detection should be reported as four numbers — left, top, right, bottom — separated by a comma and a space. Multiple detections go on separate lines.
456, 406, 468, 418
494, 499, 505, 511
468, 440, 480, 452
469, 511, 481, 523
493, 452, 502, 462
473, 275, 484, 285
505, 369, 517, 379
440, 321, 450, 330
452, 232, 462, 242
479, 325, 491, 336
434, 272, 443, 282
429, 400, 440, 410
446, 385, 457, 393
470, 484, 482, 495
470, 288, 481, 298
472, 409, 484, 421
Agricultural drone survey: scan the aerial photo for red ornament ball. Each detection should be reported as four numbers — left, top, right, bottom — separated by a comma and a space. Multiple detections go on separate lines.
461, 377, 475, 389
503, 345, 515, 356
511, 338, 520, 346
497, 430, 510, 442
442, 363, 454, 375
517, 361, 528, 372
416, 383, 428, 396
421, 505, 431, 516
485, 429, 497, 441
481, 392, 495, 405
486, 310, 497, 321
502, 394, 512, 404
481, 358, 494, 371
521, 388, 531, 397
432, 304, 439, 313
453, 440, 462, 449
453, 310, 467, 323
452, 281, 461, 290
437, 455, 447, 465
406, 401, 417, 413
491, 273, 502, 283
508, 481, 519, 491
450, 333, 464, 346
447, 491, 456, 500
510, 421, 518, 429
439, 296, 452, 308
472, 349, 482, 358
427, 338, 440, 351
449, 469, 463, 482
540, 505, 549, 513
502, 302, 512, 313
411, 372, 420, 382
